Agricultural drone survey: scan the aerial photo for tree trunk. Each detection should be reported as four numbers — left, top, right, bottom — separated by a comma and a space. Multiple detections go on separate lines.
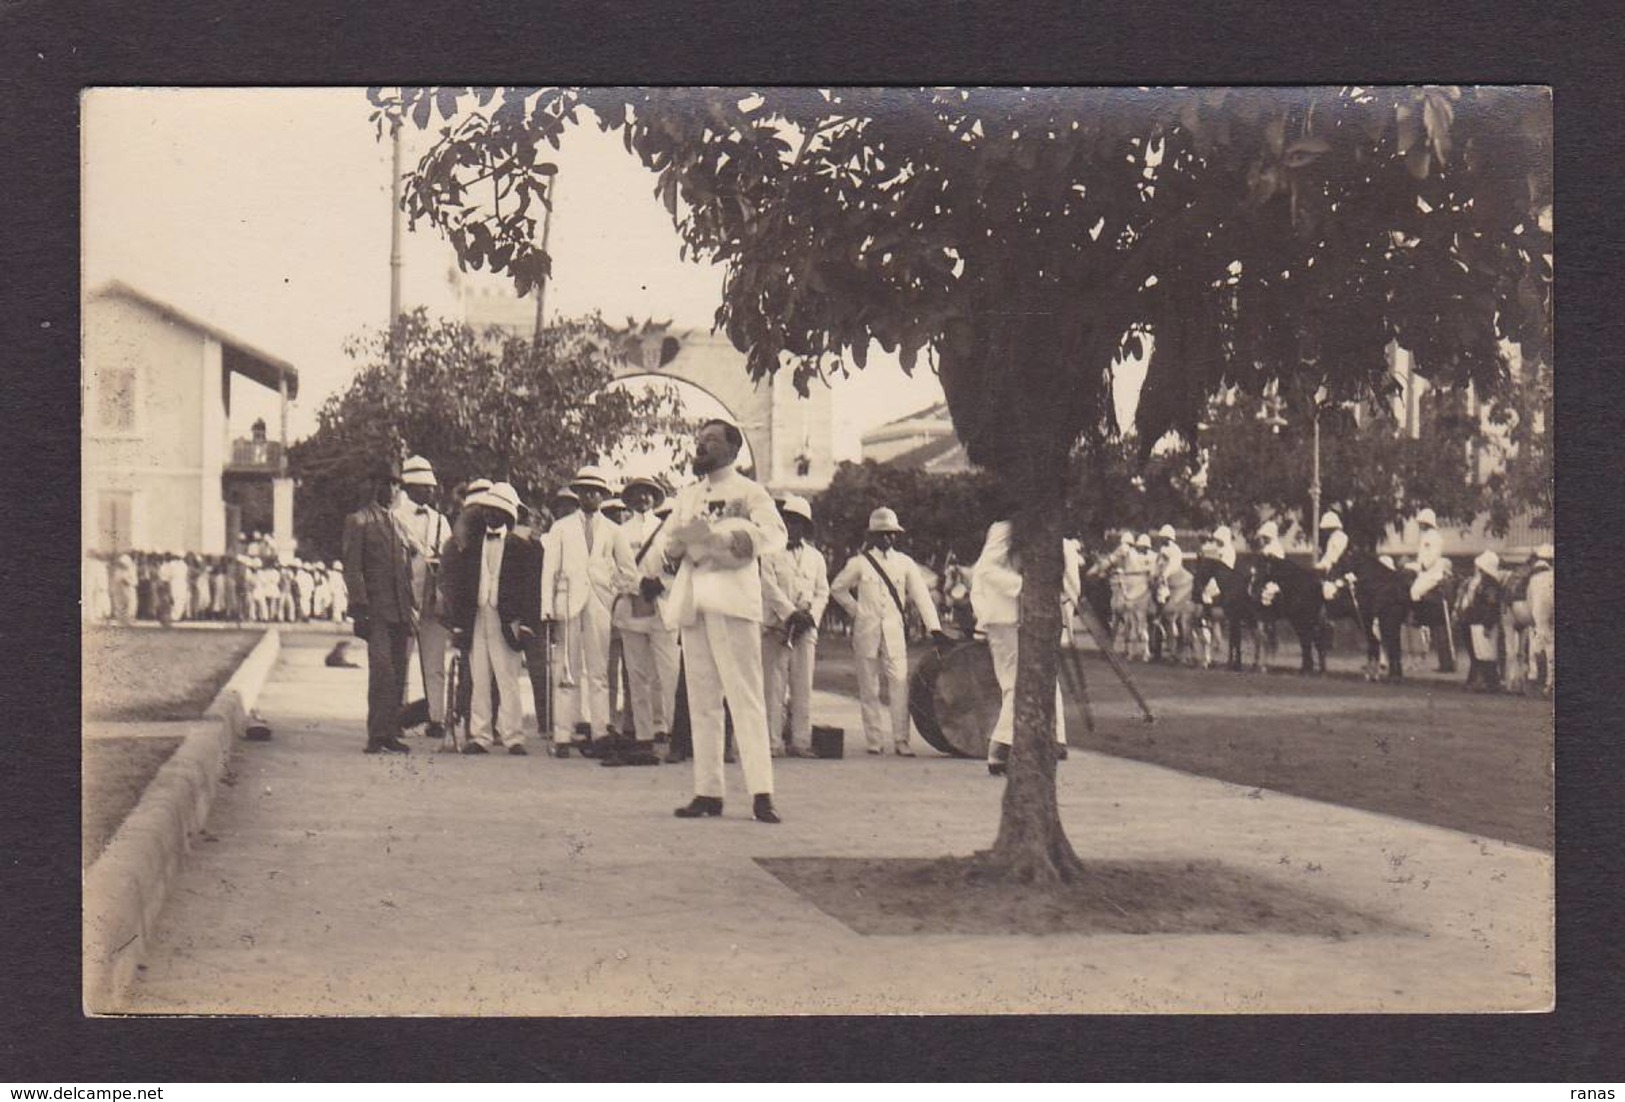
983, 487, 1088, 883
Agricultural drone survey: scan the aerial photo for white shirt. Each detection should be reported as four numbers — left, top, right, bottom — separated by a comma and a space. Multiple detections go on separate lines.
831, 545, 943, 658
643, 465, 786, 628
478, 531, 506, 609
969, 521, 1082, 628
760, 541, 831, 628
1416, 527, 1444, 572
1155, 542, 1186, 578
1316, 529, 1350, 573
393, 501, 450, 608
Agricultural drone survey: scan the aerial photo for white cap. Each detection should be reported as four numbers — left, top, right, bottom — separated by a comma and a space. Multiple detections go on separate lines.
1320, 511, 1343, 531
1157, 524, 1177, 540
569, 465, 614, 495
780, 494, 814, 523
1416, 507, 1438, 528
600, 497, 627, 514
1135, 533, 1152, 549
401, 455, 437, 486
1475, 549, 1501, 575
463, 478, 493, 504
867, 507, 905, 534
1119, 530, 1134, 545
1257, 520, 1279, 540
552, 486, 580, 503
471, 481, 522, 522
1214, 525, 1233, 543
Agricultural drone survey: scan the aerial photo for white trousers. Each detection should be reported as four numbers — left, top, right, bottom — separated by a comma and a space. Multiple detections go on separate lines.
409, 616, 451, 724
470, 607, 526, 747
682, 613, 774, 799
551, 597, 612, 742
855, 638, 911, 751
618, 628, 659, 741
650, 627, 681, 734
763, 628, 816, 751
985, 624, 1066, 752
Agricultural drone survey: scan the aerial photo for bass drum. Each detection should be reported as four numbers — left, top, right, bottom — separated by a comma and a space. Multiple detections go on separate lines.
908, 640, 1002, 759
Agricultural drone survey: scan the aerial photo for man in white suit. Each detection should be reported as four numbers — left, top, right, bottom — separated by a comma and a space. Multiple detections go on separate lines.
640, 419, 786, 823
540, 465, 636, 755
829, 507, 950, 755
394, 455, 453, 740
971, 519, 1079, 776
612, 476, 674, 747
759, 494, 830, 758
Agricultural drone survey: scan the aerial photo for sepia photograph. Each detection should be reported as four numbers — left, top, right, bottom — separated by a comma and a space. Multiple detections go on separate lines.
80, 85, 1554, 1017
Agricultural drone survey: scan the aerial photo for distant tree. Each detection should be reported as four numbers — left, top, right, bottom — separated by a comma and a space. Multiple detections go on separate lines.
289, 309, 686, 559
812, 460, 1002, 569
387, 85, 1551, 884
1478, 356, 1552, 533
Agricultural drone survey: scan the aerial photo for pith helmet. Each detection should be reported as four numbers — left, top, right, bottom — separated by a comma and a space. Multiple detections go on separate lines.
867, 507, 905, 534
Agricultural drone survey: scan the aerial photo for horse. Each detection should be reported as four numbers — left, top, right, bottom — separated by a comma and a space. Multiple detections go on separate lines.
1321, 553, 1412, 680
1500, 560, 1554, 694
1249, 555, 1329, 673
1151, 563, 1200, 665
1188, 556, 1264, 671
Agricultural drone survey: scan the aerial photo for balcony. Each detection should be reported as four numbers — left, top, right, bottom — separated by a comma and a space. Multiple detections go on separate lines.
226, 438, 284, 473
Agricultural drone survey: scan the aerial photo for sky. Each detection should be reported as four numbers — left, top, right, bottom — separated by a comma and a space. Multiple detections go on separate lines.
82, 88, 1144, 455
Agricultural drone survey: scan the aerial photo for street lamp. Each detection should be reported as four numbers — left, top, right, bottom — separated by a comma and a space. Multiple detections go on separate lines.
1258, 386, 1329, 553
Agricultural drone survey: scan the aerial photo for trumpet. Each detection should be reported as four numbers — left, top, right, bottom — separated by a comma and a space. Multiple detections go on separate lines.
554, 574, 578, 689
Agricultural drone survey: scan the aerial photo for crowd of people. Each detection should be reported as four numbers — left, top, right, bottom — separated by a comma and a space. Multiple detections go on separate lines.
81, 545, 349, 626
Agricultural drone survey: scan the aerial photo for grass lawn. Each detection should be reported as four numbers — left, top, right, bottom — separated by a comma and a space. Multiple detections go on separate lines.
82, 735, 184, 869
83, 627, 260, 722
814, 636, 1554, 851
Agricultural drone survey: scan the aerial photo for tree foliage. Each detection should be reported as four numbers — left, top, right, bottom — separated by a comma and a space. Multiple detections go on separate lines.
289, 309, 686, 559
811, 460, 1003, 569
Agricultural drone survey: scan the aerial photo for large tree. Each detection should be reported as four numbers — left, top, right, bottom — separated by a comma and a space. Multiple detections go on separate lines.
290, 308, 686, 560
384, 86, 1551, 883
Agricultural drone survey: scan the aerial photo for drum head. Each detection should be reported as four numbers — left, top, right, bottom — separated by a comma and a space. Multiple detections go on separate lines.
907, 640, 1001, 759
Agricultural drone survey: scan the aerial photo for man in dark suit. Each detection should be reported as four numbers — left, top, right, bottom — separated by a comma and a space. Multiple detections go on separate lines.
443, 482, 543, 755
342, 460, 417, 755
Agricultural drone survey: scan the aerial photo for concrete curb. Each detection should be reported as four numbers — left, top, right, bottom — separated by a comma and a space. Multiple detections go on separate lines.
83, 628, 282, 1013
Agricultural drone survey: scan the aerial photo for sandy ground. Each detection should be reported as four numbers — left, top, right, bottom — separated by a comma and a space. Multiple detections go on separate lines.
109, 633, 1553, 1016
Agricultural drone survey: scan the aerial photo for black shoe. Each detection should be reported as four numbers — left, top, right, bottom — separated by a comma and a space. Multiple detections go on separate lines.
1055, 744, 1069, 761
753, 794, 782, 824
462, 742, 489, 755
363, 741, 408, 755
551, 744, 571, 758
987, 742, 1010, 776
425, 722, 445, 740
653, 730, 670, 744
666, 751, 690, 764
380, 737, 411, 754
508, 744, 528, 756
674, 796, 723, 818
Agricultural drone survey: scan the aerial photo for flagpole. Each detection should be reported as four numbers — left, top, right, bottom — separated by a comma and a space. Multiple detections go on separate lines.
532, 175, 555, 343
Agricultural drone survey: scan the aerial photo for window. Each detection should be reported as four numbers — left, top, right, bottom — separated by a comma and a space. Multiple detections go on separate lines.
97, 491, 134, 552
95, 365, 139, 432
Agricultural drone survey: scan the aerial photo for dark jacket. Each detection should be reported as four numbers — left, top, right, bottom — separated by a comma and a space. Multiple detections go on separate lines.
1457, 571, 1503, 627
443, 530, 543, 650
342, 503, 417, 624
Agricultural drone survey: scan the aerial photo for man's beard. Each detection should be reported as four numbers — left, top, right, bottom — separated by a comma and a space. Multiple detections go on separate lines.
691, 451, 716, 476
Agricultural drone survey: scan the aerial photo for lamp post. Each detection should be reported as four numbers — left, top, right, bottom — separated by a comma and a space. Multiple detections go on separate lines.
1259, 385, 1328, 554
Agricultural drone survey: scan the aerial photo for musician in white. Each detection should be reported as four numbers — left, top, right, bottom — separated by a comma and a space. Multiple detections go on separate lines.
759, 494, 830, 759
641, 419, 787, 823
830, 507, 949, 756
613, 476, 675, 745
1407, 507, 1450, 601
971, 520, 1078, 776
540, 465, 636, 753
1152, 524, 1186, 579
1315, 511, 1353, 601
394, 455, 454, 739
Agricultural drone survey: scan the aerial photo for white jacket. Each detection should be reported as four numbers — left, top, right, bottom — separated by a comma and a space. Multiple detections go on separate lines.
831, 546, 942, 658
760, 542, 831, 630
613, 509, 671, 631
540, 509, 635, 619
969, 521, 1082, 629
642, 467, 786, 629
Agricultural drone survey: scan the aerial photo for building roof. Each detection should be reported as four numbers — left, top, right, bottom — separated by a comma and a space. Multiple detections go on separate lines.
862, 401, 954, 446
89, 280, 300, 399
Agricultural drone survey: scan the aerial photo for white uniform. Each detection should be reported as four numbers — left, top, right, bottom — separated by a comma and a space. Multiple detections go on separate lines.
469, 533, 526, 749
643, 465, 787, 799
759, 541, 831, 754
970, 522, 1077, 752
613, 508, 679, 741
394, 501, 453, 725
1259, 534, 1286, 560
830, 545, 943, 752
541, 509, 636, 744
1410, 527, 1448, 601
1315, 529, 1350, 574
1154, 541, 1186, 583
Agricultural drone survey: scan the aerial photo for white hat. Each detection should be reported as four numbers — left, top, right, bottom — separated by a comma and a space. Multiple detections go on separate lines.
1135, 533, 1153, 549
1257, 520, 1279, 540
621, 475, 667, 507
1416, 507, 1438, 528
1320, 511, 1342, 531
1119, 530, 1134, 545
463, 478, 493, 504
1475, 549, 1501, 575
1378, 554, 1395, 569
600, 497, 627, 514
1157, 524, 1177, 540
867, 507, 905, 534
471, 481, 522, 522
1213, 525, 1233, 544
780, 494, 814, 523
1535, 542, 1553, 561
552, 486, 579, 503
569, 465, 614, 495
401, 455, 437, 486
